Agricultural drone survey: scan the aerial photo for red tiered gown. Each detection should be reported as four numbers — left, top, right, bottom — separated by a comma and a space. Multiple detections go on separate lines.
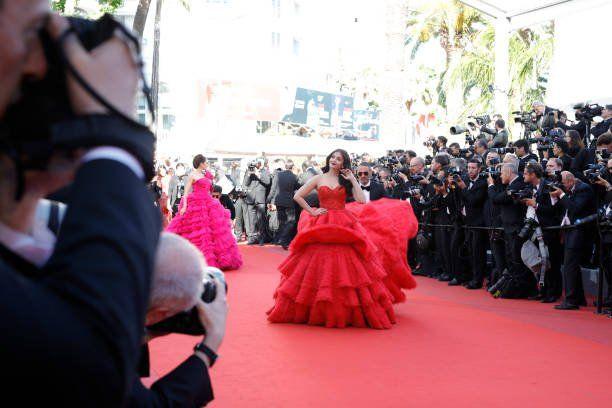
166, 172, 243, 271
346, 198, 419, 303
267, 185, 396, 329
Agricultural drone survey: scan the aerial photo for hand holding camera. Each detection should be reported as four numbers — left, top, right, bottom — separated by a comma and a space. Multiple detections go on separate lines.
195, 275, 228, 354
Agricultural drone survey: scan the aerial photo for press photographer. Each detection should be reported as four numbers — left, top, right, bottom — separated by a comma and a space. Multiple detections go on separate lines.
1, 5, 160, 405
513, 139, 539, 173
455, 159, 488, 288
481, 118, 509, 148
482, 153, 506, 286
571, 133, 612, 181
520, 162, 563, 302
548, 172, 597, 310
242, 160, 271, 245
487, 163, 535, 298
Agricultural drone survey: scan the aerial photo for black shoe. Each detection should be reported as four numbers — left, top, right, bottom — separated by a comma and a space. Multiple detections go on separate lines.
465, 281, 483, 290
258, 238, 265, 246
247, 239, 258, 245
541, 296, 558, 303
281, 245, 289, 251
554, 303, 579, 310
438, 274, 452, 282
413, 268, 428, 277
528, 294, 544, 301
448, 278, 463, 286
594, 299, 612, 308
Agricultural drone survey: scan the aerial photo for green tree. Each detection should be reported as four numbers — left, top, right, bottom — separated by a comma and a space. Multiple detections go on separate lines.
405, 0, 485, 121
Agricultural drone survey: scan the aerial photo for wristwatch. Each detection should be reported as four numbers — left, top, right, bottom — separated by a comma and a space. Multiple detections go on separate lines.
194, 341, 218, 367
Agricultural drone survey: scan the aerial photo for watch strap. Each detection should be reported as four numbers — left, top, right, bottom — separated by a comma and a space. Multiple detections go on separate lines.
194, 341, 218, 367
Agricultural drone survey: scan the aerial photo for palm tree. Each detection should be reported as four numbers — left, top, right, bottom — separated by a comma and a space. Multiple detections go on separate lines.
405, 0, 485, 121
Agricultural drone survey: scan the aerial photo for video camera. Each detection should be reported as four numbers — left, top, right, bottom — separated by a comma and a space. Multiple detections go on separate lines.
467, 114, 491, 127
584, 163, 607, 183
573, 103, 604, 121
147, 269, 228, 336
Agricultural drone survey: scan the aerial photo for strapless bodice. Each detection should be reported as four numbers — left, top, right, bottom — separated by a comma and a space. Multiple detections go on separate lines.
318, 185, 346, 210
192, 174, 213, 193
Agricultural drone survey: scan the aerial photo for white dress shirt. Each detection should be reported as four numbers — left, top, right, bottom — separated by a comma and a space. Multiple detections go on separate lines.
360, 182, 371, 203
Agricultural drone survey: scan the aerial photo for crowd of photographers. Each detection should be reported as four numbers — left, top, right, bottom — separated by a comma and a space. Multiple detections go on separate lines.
409, 102, 612, 311
1, 4, 225, 406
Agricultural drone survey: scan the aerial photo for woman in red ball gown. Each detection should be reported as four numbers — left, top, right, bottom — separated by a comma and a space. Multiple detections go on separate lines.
166, 154, 242, 271
267, 149, 396, 329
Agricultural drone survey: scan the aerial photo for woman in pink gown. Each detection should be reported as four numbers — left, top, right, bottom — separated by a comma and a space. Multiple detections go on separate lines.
166, 154, 242, 270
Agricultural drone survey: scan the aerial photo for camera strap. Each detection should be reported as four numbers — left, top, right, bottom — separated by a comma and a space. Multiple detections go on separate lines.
56, 24, 155, 128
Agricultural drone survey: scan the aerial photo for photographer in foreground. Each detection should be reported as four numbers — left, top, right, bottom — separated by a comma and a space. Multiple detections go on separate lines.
481, 118, 509, 148
1, 5, 159, 405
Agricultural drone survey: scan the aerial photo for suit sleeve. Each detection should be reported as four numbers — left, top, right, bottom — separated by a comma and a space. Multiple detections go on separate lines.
488, 185, 512, 205
259, 170, 271, 187
128, 356, 214, 407
268, 173, 279, 205
42, 159, 161, 398
558, 186, 594, 217
462, 181, 488, 207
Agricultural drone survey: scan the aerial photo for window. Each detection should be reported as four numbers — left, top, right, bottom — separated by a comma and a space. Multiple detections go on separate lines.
292, 38, 300, 56
271, 32, 281, 49
271, 0, 281, 18
162, 114, 176, 130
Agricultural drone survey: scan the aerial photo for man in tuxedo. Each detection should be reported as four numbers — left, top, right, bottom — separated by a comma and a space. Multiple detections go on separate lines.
455, 159, 489, 288
354, 163, 387, 202
0, 6, 160, 404
167, 167, 180, 214
590, 104, 612, 140
242, 161, 271, 245
268, 160, 298, 249
549, 171, 596, 310
571, 133, 612, 181
488, 162, 534, 297
513, 139, 539, 173
521, 162, 563, 302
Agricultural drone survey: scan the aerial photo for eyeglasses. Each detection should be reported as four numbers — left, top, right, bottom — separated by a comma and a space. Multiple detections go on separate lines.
357, 172, 369, 176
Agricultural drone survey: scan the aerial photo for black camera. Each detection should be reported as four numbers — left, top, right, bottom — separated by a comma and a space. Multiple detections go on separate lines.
584, 163, 606, 183
480, 167, 501, 180
467, 114, 491, 127
543, 170, 563, 191
491, 147, 515, 155
147, 269, 228, 336
406, 188, 421, 197
513, 111, 537, 128
1, 14, 151, 172
518, 218, 539, 240
573, 103, 604, 121
425, 155, 433, 166
448, 167, 463, 179
508, 188, 533, 200
429, 174, 444, 187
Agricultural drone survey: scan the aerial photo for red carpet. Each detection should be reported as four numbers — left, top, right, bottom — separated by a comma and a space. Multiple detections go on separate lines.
148, 245, 612, 407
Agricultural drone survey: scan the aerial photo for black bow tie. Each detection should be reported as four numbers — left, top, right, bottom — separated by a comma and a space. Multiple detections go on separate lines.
361, 185, 371, 191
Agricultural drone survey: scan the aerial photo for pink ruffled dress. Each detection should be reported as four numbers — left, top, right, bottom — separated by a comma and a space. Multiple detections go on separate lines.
166, 172, 242, 270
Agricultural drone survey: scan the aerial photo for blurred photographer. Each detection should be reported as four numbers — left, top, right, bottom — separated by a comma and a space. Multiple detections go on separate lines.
595, 159, 612, 309
548, 172, 596, 310
571, 133, 612, 181
481, 118, 509, 148
590, 104, 612, 140
1, 5, 160, 405
242, 160, 271, 245
473, 139, 489, 164
454, 158, 488, 288
513, 139, 538, 173
521, 163, 563, 302
482, 153, 506, 285
134, 232, 227, 406
552, 139, 572, 171
487, 163, 535, 298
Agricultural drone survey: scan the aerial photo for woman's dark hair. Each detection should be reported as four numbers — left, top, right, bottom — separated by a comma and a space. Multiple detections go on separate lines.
193, 154, 206, 169
566, 130, 584, 149
322, 149, 353, 196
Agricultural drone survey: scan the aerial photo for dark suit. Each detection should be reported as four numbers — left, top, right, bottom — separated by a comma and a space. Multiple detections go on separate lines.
489, 176, 532, 289
347, 180, 387, 202
269, 169, 298, 247
570, 148, 597, 182
485, 181, 506, 281
243, 169, 271, 241
591, 117, 612, 139
1, 160, 160, 406
558, 181, 596, 305
461, 176, 488, 283
518, 153, 539, 173
533, 181, 563, 297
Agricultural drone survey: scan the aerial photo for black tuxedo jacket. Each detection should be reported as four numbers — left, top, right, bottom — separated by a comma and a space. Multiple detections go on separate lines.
533, 181, 562, 228
558, 180, 596, 249
269, 170, 298, 207
488, 176, 528, 233
347, 181, 387, 202
461, 176, 488, 226
1, 160, 160, 406
518, 153, 538, 173
571, 148, 597, 181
